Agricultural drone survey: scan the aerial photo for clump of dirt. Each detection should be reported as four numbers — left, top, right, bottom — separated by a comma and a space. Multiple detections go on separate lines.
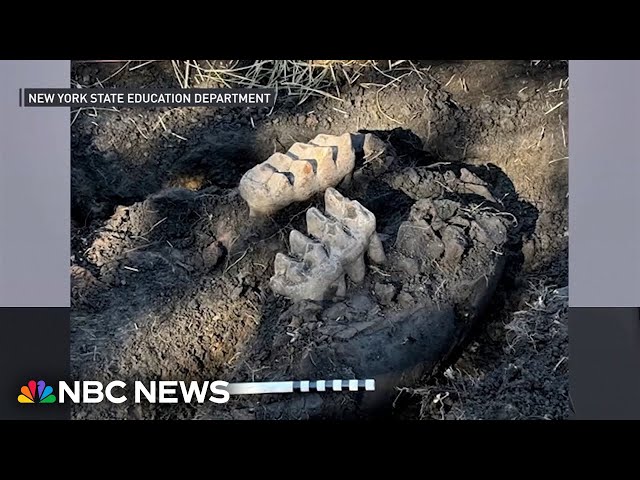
70, 60, 568, 420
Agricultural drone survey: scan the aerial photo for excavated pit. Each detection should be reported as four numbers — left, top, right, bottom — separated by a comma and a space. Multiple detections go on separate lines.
72, 130, 527, 420
70, 60, 568, 420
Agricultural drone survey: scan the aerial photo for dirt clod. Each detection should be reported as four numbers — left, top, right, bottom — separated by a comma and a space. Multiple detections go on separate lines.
374, 282, 396, 305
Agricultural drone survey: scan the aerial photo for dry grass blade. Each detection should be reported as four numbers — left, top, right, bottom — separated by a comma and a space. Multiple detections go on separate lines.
129, 60, 158, 71
545, 101, 564, 115
171, 60, 187, 88
373, 71, 413, 125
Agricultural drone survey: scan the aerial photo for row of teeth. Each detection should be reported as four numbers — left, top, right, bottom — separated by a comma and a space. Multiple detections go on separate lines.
270, 188, 385, 302
239, 133, 356, 216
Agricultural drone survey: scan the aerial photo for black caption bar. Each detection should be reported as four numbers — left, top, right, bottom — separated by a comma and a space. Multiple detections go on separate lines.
22, 88, 276, 108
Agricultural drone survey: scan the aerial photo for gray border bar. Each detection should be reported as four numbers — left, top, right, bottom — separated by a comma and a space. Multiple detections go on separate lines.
570, 307, 640, 419
0, 307, 70, 419
0, 61, 70, 306
569, 60, 640, 307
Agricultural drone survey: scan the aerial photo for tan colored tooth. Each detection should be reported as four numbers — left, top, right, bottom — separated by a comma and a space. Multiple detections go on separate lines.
313, 147, 339, 183
246, 163, 276, 183
239, 133, 363, 217
289, 159, 316, 197
267, 172, 293, 192
266, 152, 293, 172
310, 132, 355, 173
287, 142, 332, 160
288, 142, 337, 183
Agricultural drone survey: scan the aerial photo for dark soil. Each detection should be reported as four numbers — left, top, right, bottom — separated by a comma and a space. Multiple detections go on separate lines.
70, 60, 568, 420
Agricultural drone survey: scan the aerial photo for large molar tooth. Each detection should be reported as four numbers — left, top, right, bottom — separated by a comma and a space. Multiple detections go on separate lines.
264, 170, 386, 301
239, 133, 364, 217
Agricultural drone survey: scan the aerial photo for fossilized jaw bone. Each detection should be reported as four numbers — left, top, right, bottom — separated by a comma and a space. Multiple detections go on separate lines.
269, 188, 385, 302
239, 133, 356, 216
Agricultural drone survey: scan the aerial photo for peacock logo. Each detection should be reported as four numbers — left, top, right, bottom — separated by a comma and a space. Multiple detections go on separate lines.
18, 380, 57, 404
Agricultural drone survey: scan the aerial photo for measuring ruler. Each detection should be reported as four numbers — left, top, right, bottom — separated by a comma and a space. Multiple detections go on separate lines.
227, 379, 375, 395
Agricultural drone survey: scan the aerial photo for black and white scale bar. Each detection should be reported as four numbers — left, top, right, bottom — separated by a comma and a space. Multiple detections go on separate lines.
227, 379, 375, 395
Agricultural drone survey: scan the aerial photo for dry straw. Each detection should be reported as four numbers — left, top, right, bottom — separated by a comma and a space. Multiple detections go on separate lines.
170, 60, 377, 104
74, 60, 426, 105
